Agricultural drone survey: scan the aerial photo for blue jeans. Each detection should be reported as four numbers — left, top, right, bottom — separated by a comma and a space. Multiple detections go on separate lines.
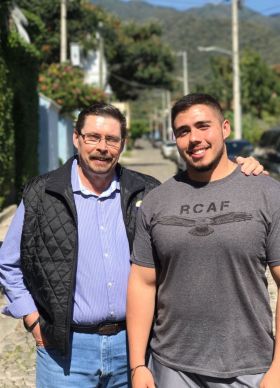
36, 330, 130, 387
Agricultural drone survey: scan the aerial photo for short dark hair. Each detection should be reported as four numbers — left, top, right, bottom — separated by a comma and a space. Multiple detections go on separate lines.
75, 102, 127, 138
171, 93, 224, 131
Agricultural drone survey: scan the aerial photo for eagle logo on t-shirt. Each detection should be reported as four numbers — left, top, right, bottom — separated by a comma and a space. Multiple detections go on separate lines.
156, 212, 253, 236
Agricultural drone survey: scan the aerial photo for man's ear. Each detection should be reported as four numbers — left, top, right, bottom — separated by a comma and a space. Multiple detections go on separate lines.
120, 138, 126, 153
73, 130, 79, 149
222, 120, 231, 140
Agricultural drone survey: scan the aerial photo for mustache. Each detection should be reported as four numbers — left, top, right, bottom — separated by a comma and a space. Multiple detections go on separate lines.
89, 154, 112, 161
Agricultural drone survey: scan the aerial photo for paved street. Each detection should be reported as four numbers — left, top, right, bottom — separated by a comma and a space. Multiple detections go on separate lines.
0, 138, 277, 386
120, 138, 177, 182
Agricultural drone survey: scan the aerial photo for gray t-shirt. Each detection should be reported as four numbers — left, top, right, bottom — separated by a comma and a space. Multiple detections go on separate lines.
132, 167, 280, 378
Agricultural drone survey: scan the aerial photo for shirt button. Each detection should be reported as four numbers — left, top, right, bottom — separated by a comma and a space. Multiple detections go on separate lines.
110, 311, 114, 316
104, 253, 109, 258
100, 225, 104, 230
108, 282, 112, 287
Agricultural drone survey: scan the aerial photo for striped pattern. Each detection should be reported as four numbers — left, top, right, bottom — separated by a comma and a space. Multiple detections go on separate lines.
71, 161, 130, 324
0, 160, 131, 324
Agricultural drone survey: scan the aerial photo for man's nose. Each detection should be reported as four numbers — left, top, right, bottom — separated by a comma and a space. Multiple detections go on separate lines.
96, 137, 108, 150
189, 128, 201, 143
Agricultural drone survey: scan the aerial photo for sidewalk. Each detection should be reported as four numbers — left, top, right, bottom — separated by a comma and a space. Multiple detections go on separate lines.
0, 206, 36, 388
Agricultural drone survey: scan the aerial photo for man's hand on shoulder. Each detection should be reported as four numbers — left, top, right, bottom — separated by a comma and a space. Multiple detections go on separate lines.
235, 156, 269, 176
131, 366, 155, 388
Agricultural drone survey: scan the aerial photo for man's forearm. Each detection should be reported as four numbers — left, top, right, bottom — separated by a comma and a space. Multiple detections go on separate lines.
126, 265, 156, 369
260, 266, 280, 388
272, 289, 280, 364
23, 311, 40, 329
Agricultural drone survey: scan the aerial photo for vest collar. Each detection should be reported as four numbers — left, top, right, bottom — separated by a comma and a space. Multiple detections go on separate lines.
45, 156, 146, 197
45, 156, 75, 196
117, 164, 146, 194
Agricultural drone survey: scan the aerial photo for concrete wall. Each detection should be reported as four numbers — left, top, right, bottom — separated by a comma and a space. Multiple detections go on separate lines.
58, 115, 75, 165
39, 94, 74, 174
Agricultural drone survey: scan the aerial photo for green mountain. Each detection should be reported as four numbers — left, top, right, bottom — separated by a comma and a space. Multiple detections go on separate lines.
91, 0, 280, 89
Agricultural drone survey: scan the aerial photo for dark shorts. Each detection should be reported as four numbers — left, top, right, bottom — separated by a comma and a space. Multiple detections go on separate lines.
149, 356, 264, 388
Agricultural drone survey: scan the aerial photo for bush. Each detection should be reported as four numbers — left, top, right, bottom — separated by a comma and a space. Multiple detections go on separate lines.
5, 31, 40, 200
0, 2, 40, 206
0, 55, 14, 209
39, 63, 107, 113
225, 110, 279, 145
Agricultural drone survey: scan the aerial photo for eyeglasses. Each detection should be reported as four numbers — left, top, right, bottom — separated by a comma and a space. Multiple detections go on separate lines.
79, 132, 122, 148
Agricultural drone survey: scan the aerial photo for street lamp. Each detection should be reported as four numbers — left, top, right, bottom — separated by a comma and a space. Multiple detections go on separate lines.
177, 51, 189, 95
197, 46, 231, 56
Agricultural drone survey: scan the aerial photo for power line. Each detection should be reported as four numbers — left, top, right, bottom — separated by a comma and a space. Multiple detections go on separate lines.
258, 5, 280, 14
110, 72, 165, 91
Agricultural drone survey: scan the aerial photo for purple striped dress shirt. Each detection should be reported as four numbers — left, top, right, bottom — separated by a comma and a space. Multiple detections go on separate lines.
0, 159, 131, 323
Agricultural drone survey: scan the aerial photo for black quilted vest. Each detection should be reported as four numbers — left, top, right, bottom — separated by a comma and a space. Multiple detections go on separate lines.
21, 157, 160, 355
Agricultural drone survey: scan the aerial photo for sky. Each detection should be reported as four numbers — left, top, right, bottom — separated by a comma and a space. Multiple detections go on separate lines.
122, 1, 280, 15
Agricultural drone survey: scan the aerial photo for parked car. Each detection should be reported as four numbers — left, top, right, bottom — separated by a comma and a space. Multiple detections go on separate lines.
170, 147, 186, 172
253, 128, 280, 180
160, 141, 177, 159
253, 127, 280, 159
225, 139, 254, 161
151, 138, 163, 149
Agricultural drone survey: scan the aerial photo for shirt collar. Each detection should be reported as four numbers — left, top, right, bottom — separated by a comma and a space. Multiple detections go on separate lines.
71, 158, 120, 198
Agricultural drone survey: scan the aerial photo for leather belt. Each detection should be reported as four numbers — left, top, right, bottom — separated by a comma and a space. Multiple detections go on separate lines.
71, 320, 126, 335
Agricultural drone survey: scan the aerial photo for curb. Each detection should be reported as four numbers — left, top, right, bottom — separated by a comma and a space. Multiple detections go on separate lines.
0, 205, 17, 224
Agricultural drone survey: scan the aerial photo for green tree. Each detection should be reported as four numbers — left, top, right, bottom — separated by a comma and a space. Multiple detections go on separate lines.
0, 0, 40, 205
206, 50, 280, 119
105, 21, 175, 100
17, 0, 175, 100
207, 56, 232, 110
240, 50, 280, 118
130, 119, 149, 141
16, 0, 88, 64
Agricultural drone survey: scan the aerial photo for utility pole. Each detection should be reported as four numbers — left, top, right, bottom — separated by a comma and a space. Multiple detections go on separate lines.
232, 0, 242, 139
60, 0, 67, 63
166, 90, 172, 140
182, 51, 189, 95
97, 22, 104, 89
161, 90, 167, 141
177, 51, 189, 95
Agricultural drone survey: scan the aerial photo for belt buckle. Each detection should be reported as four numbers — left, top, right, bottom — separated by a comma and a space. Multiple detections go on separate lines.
98, 323, 119, 335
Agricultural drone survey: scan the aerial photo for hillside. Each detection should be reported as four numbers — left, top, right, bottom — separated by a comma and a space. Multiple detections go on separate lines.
91, 0, 280, 89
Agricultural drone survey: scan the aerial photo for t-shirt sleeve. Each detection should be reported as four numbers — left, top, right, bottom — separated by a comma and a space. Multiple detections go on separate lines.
131, 206, 156, 268
267, 207, 280, 267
